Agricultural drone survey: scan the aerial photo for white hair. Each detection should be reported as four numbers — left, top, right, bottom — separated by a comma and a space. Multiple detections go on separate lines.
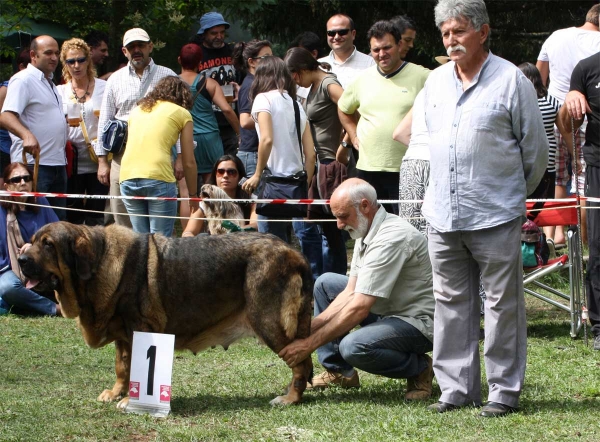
434, 0, 490, 30
347, 182, 378, 208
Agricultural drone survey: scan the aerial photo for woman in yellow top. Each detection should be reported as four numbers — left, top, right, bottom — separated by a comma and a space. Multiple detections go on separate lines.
120, 76, 198, 236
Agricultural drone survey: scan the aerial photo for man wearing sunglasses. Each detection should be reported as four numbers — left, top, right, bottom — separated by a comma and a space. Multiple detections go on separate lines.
0, 35, 68, 220
318, 14, 375, 90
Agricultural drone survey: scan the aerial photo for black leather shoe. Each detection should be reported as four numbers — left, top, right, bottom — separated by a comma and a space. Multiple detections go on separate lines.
479, 401, 517, 417
427, 401, 462, 413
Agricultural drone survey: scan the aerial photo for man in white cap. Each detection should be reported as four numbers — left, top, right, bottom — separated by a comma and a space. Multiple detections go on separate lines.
192, 12, 239, 156
95, 28, 177, 227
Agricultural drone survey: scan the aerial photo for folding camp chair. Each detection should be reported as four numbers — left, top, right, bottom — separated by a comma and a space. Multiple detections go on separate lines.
523, 199, 584, 338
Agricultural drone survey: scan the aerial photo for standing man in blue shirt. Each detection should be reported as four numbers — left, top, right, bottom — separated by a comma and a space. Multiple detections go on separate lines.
419, 0, 547, 417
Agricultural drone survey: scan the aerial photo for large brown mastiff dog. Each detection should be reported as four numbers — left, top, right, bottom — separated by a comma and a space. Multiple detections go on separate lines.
18, 222, 314, 408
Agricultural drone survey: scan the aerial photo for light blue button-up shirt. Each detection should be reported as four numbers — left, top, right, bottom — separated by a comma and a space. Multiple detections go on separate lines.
421, 52, 548, 232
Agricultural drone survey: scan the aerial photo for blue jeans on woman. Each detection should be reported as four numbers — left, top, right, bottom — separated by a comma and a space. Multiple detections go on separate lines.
0, 270, 58, 315
120, 179, 177, 237
236, 151, 258, 178
314, 273, 433, 379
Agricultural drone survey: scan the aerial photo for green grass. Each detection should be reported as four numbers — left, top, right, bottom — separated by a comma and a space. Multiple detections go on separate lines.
1, 273, 599, 441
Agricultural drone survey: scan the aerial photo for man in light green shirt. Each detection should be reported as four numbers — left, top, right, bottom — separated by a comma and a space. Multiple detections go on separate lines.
338, 20, 429, 214
279, 178, 435, 401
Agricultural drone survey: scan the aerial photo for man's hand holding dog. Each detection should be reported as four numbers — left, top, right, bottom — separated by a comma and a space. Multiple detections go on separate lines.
279, 338, 314, 368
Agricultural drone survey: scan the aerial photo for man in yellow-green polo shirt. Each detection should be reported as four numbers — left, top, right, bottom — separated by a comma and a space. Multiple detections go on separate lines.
338, 19, 429, 214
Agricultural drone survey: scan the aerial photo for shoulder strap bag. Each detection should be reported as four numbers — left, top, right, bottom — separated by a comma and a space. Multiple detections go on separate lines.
255, 97, 308, 219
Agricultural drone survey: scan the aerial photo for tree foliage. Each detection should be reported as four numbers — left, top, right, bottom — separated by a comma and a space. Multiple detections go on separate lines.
0, 0, 597, 79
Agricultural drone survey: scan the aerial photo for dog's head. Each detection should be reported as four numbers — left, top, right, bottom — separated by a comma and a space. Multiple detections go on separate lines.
18, 222, 97, 318
200, 184, 244, 234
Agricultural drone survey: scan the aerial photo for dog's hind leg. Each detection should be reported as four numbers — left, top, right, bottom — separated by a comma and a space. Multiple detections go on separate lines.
97, 339, 131, 409
270, 357, 313, 406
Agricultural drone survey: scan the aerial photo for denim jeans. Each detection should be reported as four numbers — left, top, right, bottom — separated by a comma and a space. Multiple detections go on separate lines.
314, 273, 433, 379
120, 179, 177, 237
0, 270, 57, 315
32, 165, 67, 220
236, 151, 258, 178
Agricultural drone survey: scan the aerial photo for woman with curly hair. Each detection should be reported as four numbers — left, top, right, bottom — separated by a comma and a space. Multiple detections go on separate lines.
120, 76, 198, 236
56, 38, 108, 226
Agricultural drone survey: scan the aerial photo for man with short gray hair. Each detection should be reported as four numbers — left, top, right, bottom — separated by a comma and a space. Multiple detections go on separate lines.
419, 0, 547, 417
278, 178, 435, 400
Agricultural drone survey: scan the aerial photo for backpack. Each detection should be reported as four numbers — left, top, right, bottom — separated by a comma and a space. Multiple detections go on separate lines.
521, 219, 550, 267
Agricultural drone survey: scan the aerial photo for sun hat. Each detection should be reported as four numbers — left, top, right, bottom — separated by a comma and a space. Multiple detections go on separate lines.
123, 28, 151, 47
198, 12, 230, 35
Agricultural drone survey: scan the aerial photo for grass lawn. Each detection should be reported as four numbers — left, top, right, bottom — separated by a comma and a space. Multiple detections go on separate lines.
1, 273, 599, 441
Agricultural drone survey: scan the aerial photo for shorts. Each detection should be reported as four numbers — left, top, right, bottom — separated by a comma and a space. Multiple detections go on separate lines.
555, 126, 586, 194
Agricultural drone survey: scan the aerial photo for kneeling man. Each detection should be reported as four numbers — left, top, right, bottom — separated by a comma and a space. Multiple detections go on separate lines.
279, 178, 435, 400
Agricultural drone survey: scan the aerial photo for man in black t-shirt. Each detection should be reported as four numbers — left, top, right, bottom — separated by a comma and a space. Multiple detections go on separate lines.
192, 12, 240, 156
558, 51, 600, 350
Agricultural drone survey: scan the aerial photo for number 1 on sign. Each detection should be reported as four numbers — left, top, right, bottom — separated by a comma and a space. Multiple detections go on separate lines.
147, 345, 156, 395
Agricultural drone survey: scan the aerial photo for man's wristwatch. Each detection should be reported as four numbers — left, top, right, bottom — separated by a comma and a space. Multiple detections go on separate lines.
341, 141, 353, 149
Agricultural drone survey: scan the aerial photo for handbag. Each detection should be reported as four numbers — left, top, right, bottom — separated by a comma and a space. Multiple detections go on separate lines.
101, 119, 128, 155
256, 99, 308, 218
65, 141, 77, 179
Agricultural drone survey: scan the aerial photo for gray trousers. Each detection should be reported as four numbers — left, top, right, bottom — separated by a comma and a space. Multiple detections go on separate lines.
427, 217, 526, 408
109, 155, 132, 228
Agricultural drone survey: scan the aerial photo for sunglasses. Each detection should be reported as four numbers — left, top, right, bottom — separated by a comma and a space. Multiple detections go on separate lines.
216, 168, 239, 177
65, 57, 87, 66
7, 175, 33, 184
251, 55, 272, 60
327, 28, 351, 37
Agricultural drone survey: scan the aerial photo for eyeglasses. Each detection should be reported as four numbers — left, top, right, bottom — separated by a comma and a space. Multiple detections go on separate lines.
7, 175, 33, 184
216, 168, 239, 177
65, 57, 87, 66
327, 28, 351, 37
251, 55, 272, 60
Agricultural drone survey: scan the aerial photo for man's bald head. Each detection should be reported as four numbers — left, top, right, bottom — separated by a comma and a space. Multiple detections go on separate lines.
30, 35, 60, 78
330, 178, 379, 239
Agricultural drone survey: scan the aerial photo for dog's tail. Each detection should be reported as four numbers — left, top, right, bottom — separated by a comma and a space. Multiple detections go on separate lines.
279, 255, 313, 341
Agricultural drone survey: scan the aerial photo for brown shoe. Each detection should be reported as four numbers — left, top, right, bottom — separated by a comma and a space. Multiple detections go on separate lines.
307, 370, 360, 390
405, 354, 434, 401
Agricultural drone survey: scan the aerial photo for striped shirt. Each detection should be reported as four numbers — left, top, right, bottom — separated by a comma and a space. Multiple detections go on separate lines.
95, 59, 177, 156
538, 94, 560, 172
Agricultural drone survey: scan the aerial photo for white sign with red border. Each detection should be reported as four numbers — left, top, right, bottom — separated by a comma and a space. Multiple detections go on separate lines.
126, 331, 175, 417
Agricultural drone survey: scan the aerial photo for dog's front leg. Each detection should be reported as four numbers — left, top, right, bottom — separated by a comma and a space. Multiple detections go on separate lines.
270, 357, 313, 406
97, 339, 132, 409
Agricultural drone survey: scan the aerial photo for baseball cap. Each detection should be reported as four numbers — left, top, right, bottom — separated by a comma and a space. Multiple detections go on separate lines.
197, 12, 230, 35
123, 28, 151, 47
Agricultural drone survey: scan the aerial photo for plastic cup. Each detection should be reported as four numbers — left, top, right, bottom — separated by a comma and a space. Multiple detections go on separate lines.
221, 84, 234, 103
67, 102, 81, 127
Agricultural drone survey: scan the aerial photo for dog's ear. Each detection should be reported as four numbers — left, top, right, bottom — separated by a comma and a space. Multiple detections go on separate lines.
74, 235, 94, 281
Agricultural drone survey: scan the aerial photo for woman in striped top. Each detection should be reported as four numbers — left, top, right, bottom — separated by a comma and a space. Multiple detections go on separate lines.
519, 62, 560, 199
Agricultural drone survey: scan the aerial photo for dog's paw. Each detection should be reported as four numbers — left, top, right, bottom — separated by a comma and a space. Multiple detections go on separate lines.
97, 389, 120, 403
270, 395, 300, 406
116, 397, 130, 409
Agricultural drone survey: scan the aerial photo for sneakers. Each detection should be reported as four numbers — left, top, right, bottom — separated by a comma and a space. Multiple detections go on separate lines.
405, 355, 434, 401
594, 335, 600, 351
308, 370, 360, 389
